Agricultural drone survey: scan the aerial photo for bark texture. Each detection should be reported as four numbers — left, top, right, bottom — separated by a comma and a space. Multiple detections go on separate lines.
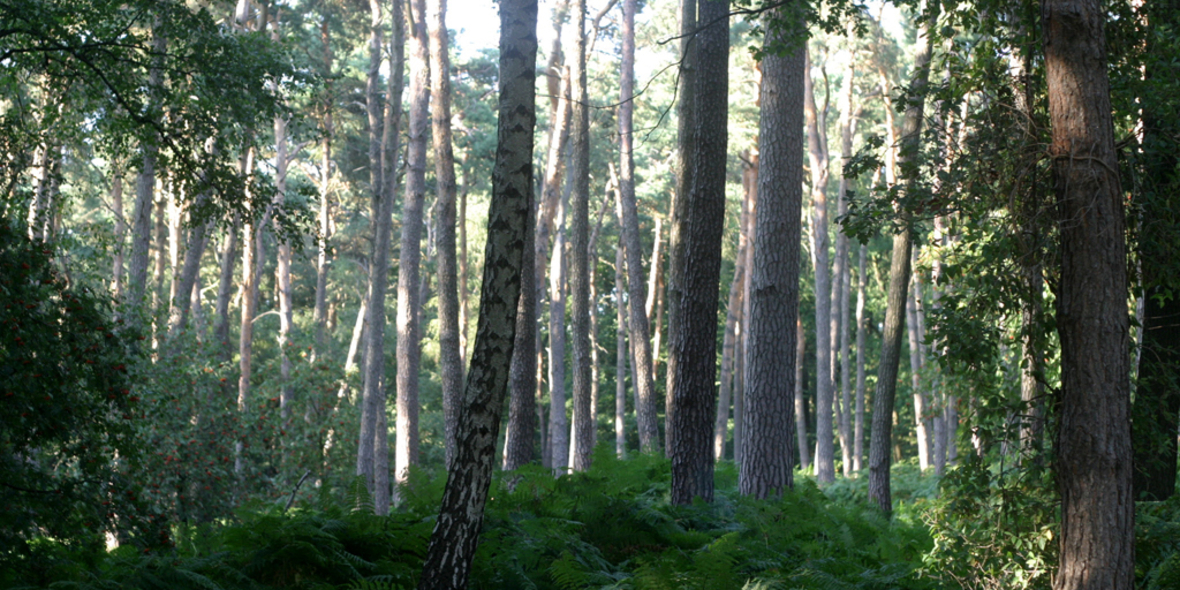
669, 0, 727, 505
739, 17, 805, 499
1043, 0, 1134, 586
416, 0, 536, 584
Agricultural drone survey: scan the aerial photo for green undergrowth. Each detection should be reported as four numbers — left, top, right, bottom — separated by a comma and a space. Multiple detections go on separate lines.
8, 447, 1180, 589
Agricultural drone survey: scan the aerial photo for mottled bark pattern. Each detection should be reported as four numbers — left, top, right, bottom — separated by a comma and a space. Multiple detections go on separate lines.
669, 0, 727, 505
417, 0, 536, 585
740, 18, 804, 499
1043, 0, 1133, 587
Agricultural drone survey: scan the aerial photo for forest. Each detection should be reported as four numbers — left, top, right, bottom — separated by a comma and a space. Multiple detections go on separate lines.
2, 0, 1179, 588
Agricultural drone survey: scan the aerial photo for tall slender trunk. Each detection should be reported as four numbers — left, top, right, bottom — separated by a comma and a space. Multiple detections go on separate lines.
1044, 0, 1133, 584
111, 165, 126, 298
314, 17, 335, 352
646, 218, 663, 384
273, 80, 295, 422
548, 201, 569, 474
795, 314, 809, 470
429, 0, 465, 473
417, 0, 536, 579
853, 244, 867, 472
906, 268, 930, 470
739, 13, 804, 499
665, 0, 697, 458
669, 0, 727, 505
617, 0, 659, 455
714, 159, 753, 460
615, 242, 630, 458
236, 158, 259, 476
396, 0, 427, 494
868, 3, 936, 513
126, 23, 165, 315
459, 164, 472, 358
504, 180, 538, 470
834, 62, 856, 477
567, 0, 593, 473
804, 48, 834, 484
214, 213, 240, 362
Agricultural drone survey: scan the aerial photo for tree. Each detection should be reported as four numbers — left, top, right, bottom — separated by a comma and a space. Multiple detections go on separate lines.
568, 0, 593, 473
357, 0, 404, 514
1042, 0, 1134, 585
739, 4, 805, 500
669, 0, 728, 505
618, 0, 660, 456
416, 0, 537, 584
429, 0, 465, 474
867, 1, 935, 514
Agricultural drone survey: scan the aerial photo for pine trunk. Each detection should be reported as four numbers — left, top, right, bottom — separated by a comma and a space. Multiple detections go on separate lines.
739, 17, 804, 499
429, 0, 465, 474
1044, 0, 1134, 585
669, 0, 727, 505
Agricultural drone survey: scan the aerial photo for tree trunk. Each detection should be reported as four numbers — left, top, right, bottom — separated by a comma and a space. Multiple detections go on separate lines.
504, 181, 538, 470
669, 0, 727, 505
416, 0, 536, 582
126, 23, 165, 314
835, 62, 857, 478
214, 214, 240, 362
803, 48, 834, 484
1044, 0, 1134, 585
665, 0, 697, 458
715, 158, 753, 460
795, 313, 809, 470
429, 0, 465, 474
395, 0, 426, 496
111, 165, 126, 298
739, 15, 805, 499
616, 0, 660, 456
906, 268, 930, 470
548, 205, 569, 474
274, 105, 295, 424
567, 0, 593, 473
853, 243, 866, 472
357, 0, 402, 515
868, 4, 935, 513
314, 17, 334, 352
615, 242, 630, 458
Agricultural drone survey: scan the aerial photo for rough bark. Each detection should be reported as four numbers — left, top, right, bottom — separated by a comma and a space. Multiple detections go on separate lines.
868, 5, 935, 513
803, 48, 834, 484
1044, 0, 1134, 586
567, 0, 593, 473
665, 0, 697, 458
739, 17, 805, 499
429, 0, 465, 474
669, 0, 727, 505
416, 0, 535, 583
